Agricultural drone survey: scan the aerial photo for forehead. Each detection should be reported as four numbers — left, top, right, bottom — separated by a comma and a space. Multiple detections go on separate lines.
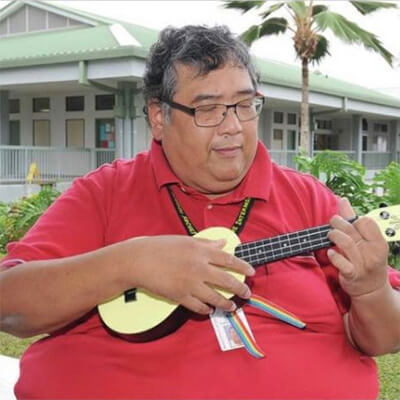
173, 63, 254, 102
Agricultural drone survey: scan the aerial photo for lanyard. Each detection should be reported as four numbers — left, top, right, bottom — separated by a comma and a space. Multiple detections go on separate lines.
166, 185, 254, 236
166, 184, 305, 359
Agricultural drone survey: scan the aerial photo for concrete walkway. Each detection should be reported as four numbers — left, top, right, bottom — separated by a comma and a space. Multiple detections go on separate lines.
0, 355, 19, 400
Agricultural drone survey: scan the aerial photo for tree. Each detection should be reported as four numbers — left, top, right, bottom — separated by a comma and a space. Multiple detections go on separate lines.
224, 0, 396, 155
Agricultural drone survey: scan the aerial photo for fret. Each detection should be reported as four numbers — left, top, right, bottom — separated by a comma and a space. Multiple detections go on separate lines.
234, 224, 333, 267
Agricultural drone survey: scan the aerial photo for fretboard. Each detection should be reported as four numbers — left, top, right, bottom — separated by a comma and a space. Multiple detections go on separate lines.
234, 223, 335, 267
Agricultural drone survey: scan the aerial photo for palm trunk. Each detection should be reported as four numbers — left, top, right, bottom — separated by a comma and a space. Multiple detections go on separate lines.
300, 58, 311, 156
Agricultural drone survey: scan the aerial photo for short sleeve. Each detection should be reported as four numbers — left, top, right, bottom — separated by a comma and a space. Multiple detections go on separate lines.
389, 267, 400, 290
1, 164, 116, 268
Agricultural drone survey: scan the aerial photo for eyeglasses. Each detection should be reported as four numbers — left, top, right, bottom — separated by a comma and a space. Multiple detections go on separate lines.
162, 95, 265, 127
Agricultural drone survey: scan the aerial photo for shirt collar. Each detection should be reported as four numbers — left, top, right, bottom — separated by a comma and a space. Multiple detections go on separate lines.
150, 139, 272, 202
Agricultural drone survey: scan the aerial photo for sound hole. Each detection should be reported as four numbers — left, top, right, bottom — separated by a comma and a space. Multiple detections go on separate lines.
385, 228, 396, 238
124, 288, 137, 302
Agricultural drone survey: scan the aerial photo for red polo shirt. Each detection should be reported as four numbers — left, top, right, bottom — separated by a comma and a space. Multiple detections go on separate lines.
1, 140, 393, 399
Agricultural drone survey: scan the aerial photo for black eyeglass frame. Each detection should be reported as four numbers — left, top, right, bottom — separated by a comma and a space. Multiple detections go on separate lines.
161, 95, 265, 127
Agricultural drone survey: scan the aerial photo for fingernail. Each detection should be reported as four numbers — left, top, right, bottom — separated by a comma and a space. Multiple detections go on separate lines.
248, 267, 256, 276
243, 288, 252, 299
230, 303, 237, 312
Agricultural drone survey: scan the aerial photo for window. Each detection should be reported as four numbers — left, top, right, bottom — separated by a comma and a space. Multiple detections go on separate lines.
96, 119, 115, 148
362, 118, 368, 132
9, 99, 20, 114
272, 129, 284, 150
374, 123, 388, 133
95, 94, 115, 111
33, 97, 50, 113
33, 120, 50, 146
314, 133, 338, 150
66, 96, 84, 112
287, 113, 297, 125
362, 135, 368, 151
66, 119, 85, 148
9, 121, 20, 145
273, 111, 284, 124
287, 130, 297, 150
316, 119, 332, 130
373, 135, 387, 152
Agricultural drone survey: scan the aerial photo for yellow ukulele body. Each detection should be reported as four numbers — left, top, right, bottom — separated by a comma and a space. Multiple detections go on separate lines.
98, 227, 241, 335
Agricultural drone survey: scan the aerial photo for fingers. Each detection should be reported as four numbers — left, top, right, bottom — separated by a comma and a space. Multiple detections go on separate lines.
207, 245, 255, 277
196, 283, 237, 312
180, 284, 238, 315
181, 296, 213, 315
329, 215, 363, 244
328, 228, 363, 269
338, 197, 356, 219
327, 248, 356, 280
330, 215, 387, 249
356, 216, 388, 243
206, 266, 251, 299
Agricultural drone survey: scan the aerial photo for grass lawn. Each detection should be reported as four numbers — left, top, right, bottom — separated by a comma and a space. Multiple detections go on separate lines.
0, 332, 399, 398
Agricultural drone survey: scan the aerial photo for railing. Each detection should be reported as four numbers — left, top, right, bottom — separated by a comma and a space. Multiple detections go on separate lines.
0, 146, 398, 184
0, 146, 115, 183
269, 150, 298, 169
269, 150, 357, 169
313, 150, 356, 161
361, 151, 392, 170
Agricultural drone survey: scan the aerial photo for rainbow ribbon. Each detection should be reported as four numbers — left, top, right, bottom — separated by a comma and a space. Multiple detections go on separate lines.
248, 294, 306, 330
226, 294, 306, 359
225, 311, 265, 359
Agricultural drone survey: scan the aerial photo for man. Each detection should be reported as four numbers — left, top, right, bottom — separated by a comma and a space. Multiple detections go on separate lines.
1, 25, 400, 399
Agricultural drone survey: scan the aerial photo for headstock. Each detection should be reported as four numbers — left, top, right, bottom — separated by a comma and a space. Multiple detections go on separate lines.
366, 205, 400, 242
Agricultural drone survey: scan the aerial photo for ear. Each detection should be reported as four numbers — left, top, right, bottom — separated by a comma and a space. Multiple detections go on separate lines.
147, 102, 166, 141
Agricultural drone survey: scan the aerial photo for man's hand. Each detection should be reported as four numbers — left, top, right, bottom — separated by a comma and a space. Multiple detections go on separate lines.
126, 235, 255, 315
327, 198, 389, 298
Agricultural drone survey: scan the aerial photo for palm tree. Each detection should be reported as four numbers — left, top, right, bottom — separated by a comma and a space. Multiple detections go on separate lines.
224, 0, 396, 155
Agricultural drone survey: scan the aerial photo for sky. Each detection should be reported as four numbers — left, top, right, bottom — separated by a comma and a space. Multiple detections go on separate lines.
1, 0, 400, 97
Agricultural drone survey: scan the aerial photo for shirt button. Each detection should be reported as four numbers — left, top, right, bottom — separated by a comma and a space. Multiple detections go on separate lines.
207, 204, 213, 210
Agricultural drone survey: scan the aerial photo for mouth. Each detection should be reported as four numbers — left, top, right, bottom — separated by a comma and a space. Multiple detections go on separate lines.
212, 145, 242, 158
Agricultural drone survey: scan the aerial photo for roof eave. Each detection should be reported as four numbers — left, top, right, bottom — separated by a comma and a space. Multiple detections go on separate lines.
0, 46, 148, 69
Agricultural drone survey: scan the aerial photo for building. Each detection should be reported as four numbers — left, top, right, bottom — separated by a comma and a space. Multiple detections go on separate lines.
1, 0, 399, 189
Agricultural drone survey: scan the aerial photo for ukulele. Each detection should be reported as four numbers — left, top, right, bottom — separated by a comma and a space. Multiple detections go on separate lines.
98, 205, 400, 338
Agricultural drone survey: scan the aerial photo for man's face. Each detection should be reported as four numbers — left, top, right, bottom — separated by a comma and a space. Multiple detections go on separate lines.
150, 63, 259, 196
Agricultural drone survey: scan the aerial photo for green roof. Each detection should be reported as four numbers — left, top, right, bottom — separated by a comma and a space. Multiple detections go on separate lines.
1, 0, 400, 109
255, 58, 400, 108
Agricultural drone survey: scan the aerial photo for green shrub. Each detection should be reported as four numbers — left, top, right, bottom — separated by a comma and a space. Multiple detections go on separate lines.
0, 187, 60, 254
294, 150, 380, 214
294, 151, 400, 269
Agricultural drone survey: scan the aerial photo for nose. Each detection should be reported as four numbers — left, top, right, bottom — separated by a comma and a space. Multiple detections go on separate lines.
218, 106, 242, 136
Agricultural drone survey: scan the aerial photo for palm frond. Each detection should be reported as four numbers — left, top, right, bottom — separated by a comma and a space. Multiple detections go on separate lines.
260, 17, 288, 36
260, 2, 285, 19
287, 1, 307, 18
223, 1, 265, 14
314, 11, 394, 65
239, 24, 261, 46
350, 1, 397, 15
310, 34, 330, 64
312, 5, 327, 16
